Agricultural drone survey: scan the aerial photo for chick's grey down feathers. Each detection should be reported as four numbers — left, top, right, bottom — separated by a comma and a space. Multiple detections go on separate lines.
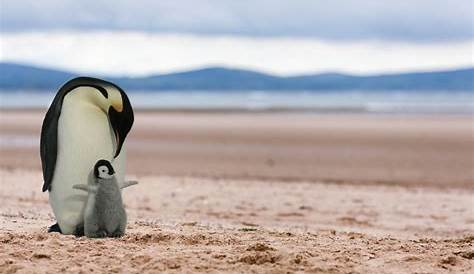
73, 180, 137, 238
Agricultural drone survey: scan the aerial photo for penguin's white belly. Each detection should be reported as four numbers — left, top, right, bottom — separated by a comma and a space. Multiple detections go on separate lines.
50, 100, 126, 234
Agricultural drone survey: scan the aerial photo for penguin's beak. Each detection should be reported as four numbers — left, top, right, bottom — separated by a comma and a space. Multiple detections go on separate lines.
108, 90, 134, 158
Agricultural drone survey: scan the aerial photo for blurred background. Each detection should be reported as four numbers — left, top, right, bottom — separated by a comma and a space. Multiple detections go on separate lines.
0, 0, 472, 112
0, 0, 473, 186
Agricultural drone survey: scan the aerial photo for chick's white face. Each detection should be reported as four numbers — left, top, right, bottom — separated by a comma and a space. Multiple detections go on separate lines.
97, 165, 114, 179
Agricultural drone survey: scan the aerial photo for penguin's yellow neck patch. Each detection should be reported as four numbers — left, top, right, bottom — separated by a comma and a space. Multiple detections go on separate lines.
108, 89, 123, 112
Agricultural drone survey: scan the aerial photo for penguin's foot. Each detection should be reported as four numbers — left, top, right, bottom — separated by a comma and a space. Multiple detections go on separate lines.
74, 225, 85, 237
110, 230, 125, 238
47, 223, 62, 234
87, 230, 107, 238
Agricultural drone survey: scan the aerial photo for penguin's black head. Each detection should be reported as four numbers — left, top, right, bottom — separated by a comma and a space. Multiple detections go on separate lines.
60, 78, 134, 159
94, 159, 115, 179
108, 87, 134, 158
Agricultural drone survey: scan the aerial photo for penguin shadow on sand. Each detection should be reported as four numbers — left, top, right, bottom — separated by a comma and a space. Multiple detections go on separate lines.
73, 159, 138, 238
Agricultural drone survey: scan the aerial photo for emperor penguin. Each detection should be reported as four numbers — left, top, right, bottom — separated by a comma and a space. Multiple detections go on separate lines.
40, 77, 134, 235
73, 159, 137, 238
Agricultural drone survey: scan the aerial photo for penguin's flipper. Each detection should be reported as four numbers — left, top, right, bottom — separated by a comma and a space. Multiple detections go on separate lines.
72, 184, 89, 191
48, 223, 62, 233
119, 180, 138, 189
73, 184, 98, 193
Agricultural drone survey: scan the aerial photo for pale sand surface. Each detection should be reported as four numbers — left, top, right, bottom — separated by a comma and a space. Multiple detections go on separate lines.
0, 110, 473, 273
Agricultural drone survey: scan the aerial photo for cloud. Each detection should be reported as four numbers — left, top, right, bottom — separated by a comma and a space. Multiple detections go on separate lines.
1, 0, 473, 42
1, 31, 472, 76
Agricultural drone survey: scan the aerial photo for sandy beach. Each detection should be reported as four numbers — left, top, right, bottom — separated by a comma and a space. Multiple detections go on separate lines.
1, 110, 473, 273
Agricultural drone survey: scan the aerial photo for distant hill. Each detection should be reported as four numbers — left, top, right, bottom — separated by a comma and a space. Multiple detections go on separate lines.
0, 63, 75, 89
0, 62, 472, 91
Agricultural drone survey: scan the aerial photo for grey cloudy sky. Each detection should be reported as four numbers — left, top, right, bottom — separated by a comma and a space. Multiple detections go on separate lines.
1, 0, 473, 42
1, 1, 472, 75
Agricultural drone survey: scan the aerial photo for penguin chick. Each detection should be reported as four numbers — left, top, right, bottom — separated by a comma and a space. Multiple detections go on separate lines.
73, 159, 137, 238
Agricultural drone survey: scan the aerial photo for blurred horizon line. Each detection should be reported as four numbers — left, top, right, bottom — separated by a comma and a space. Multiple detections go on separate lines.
1, 61, 472, 92
1, 60, 473, 79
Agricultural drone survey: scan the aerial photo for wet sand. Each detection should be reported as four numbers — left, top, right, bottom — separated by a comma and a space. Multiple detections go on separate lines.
1, 110, 473, 187
0, 110, 473, 273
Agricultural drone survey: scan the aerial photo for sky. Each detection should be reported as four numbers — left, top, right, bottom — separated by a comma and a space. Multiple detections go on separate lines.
1, 0, 473, 76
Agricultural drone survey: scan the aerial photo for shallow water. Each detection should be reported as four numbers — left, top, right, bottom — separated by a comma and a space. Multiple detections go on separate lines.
1, 89, 473, 114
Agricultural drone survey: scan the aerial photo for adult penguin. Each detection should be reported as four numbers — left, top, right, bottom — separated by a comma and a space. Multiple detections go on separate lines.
40, 77, 134, 235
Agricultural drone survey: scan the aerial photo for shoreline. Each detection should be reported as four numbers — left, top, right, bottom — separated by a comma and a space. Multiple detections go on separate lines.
1, 107, 473, 115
